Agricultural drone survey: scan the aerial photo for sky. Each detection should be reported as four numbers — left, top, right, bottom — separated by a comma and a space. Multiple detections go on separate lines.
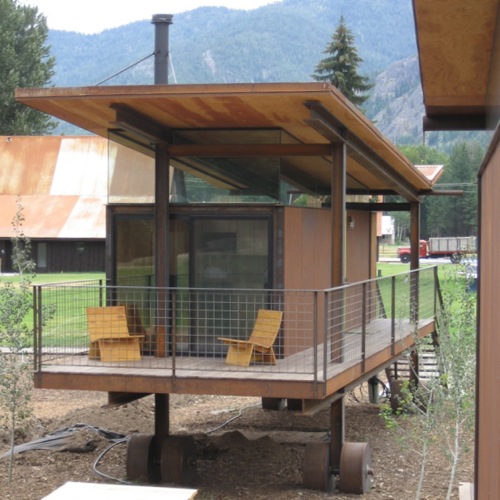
19, 0, 279, 34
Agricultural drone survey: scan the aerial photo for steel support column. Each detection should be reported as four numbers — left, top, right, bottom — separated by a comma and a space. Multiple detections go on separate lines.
410, 201, 420, 271
330, 397, 345, 474
409, 201, 420, 386
331, 142, 346, 286
331, 143, 346, 362
155, 393, 170, 442
155, 144, 170, 358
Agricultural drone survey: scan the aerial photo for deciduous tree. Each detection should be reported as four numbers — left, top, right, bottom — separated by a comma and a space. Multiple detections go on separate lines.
0, 0, 55, 135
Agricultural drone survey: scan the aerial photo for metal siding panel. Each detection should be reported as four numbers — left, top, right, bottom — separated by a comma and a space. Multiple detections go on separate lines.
478, 139, 500, 499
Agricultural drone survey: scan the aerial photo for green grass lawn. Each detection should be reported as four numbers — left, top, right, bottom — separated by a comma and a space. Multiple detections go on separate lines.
0, 272, 105, 286
0, 273, 105, 347
377, 261, 444, 277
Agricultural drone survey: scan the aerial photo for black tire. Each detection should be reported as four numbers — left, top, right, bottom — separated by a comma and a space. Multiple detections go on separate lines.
450, 253, 462, 264
400, 254, 411, 264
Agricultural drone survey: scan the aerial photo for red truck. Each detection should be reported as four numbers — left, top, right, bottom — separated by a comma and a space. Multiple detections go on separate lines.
397, 236, 477, 264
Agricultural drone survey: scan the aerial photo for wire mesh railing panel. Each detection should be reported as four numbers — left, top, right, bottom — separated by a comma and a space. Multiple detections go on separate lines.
36, 283, 105, 365
33, 267, 438, 384
325, 267, 438, 368
35, 285, 322, 376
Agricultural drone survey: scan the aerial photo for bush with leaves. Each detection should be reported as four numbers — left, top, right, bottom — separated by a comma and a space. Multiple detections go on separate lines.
0, 201, 37, 483
380, 263, 476, 499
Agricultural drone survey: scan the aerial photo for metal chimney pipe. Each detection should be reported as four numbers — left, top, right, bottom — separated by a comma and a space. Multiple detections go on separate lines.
152, 14, 173, 84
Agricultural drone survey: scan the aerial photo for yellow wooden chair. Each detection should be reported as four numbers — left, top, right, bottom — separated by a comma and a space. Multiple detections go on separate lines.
87, 306, 144, 362
218, 309, 283, 367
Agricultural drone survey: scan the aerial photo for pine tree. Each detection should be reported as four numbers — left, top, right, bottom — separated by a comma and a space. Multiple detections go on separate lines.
0, 0, 55, 135
312, 16, 373, 106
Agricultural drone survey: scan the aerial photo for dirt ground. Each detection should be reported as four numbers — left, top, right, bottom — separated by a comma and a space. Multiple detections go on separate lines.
0, 384, 474, 499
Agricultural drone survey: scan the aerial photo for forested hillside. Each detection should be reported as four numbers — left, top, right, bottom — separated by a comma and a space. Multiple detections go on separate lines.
45, 0, 489, 152
49, 0, 416, 87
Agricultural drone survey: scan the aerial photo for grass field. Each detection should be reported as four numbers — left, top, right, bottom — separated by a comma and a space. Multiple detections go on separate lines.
0, 272, 105, 286
1, 265, 465, 348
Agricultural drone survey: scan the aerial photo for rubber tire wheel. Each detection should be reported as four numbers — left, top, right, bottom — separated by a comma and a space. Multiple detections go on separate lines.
451, 253, 462, 264
126, 434, 161, 484
160, 435, 196, 486
303, 442, 334, 491
400, 254, 411, 263
339, 442, 373, 494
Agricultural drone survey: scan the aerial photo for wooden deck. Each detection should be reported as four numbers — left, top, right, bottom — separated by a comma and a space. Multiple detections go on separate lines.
35, 318, 436, 403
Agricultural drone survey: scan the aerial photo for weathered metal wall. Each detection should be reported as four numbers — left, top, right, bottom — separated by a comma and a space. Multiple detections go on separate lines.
283, 207, 332, 290
477, 131, 500, 499
346, 210, 373, 283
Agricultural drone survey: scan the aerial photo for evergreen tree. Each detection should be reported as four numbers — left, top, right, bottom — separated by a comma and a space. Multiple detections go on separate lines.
0, 0, 55, 135
400, 145, 449, 240
312, 16, 373, 106
445, 142, 479, 235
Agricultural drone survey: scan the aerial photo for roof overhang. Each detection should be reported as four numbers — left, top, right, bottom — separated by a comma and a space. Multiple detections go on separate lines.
16, 82, 434, 201
413, 0, 500, 131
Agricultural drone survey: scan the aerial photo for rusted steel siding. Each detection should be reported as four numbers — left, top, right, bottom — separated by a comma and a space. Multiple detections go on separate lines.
477, 134, 500, 499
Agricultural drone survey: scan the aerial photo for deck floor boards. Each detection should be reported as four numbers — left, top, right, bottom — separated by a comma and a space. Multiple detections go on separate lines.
38, 318, 435, 393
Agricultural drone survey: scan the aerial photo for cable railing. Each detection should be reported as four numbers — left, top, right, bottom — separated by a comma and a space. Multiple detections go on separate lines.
33, 267, 439, 386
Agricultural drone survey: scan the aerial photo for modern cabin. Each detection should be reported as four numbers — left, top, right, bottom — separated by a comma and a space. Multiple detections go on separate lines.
16, 77, 440, 492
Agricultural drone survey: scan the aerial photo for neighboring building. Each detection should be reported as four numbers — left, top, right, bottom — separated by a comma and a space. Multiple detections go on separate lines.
0, 135, 107, 273
380, 215, 394, 244
414, 1, 500, 498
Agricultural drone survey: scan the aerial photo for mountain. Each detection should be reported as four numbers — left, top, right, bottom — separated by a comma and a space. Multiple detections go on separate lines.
364, 55, 424, 144
48, 0, 417, 86
46, 0, 423, 141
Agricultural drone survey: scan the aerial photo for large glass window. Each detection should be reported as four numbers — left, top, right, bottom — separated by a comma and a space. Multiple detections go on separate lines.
115, 215, 154, 286
192, 217, 270, 289
189, 216, 272, 355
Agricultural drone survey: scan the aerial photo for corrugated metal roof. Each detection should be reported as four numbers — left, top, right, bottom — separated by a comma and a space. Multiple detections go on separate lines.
0, 195, 105, 239
0, 136, 108, 239
0, 135, 108, 196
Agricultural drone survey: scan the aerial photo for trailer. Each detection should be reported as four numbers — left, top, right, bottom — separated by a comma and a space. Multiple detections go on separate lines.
397, 236, 477, 263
